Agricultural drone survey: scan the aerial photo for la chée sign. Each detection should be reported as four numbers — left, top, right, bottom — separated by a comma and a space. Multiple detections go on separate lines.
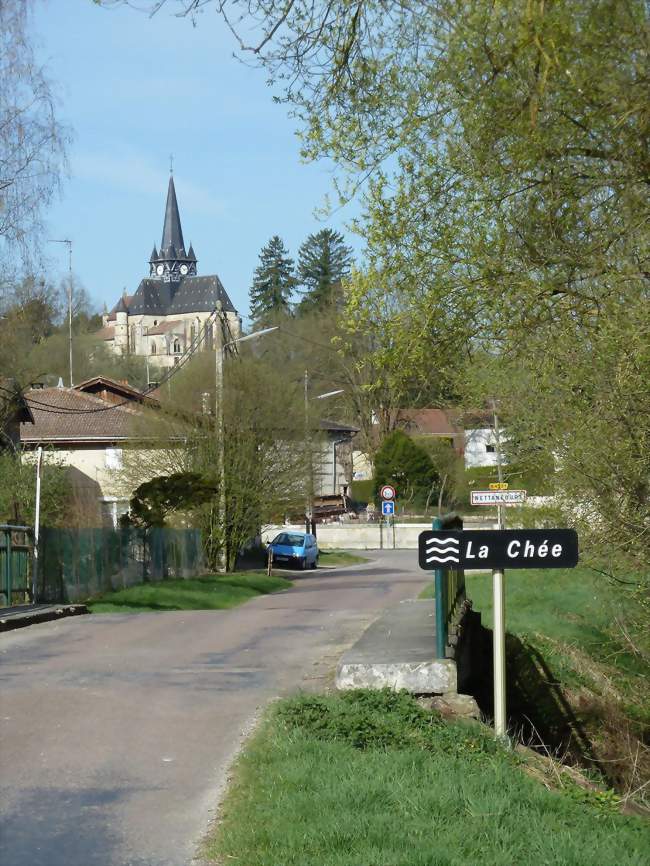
418, 529, 579, 570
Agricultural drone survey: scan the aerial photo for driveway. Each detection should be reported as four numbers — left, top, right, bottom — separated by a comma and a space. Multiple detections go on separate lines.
0, 549, 428, 866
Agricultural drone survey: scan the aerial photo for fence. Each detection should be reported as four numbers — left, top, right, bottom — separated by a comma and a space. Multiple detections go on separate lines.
38, 527, 204, 604
0, 525, 32, 606
431, 513, 466, 659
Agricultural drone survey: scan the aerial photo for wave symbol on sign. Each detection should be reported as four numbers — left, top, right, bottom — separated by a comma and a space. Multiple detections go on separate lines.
425, 538, 460, 564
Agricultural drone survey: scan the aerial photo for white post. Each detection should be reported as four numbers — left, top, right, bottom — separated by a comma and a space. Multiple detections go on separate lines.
32, 447, 43, 604
491, 399, 507, 736
492, 568, 507, 736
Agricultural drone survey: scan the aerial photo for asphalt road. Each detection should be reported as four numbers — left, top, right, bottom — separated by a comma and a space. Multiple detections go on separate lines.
0, 549, 429, 866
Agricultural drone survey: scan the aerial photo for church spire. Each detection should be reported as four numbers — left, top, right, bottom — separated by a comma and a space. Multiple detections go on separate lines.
160, 174, 186, 259
149, 174, 197, 281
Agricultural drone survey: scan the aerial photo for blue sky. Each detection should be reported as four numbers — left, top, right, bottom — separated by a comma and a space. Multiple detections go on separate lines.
34, 0, 362, 320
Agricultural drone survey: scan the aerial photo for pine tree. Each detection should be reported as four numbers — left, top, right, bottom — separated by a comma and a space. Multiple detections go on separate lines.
249, 236, 296, 323
297, 229, 353, 313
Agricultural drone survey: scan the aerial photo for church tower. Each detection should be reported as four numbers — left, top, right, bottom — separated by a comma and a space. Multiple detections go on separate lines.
149, 174, 198, 283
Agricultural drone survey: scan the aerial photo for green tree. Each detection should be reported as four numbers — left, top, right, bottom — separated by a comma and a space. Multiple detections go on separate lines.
0, 451, 70, 527
297, 229, 352, 313
0, 0, 69, 267
373, 430, 437, 510
249, 235, 296, 323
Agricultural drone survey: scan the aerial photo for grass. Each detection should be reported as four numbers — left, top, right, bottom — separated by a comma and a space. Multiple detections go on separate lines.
421, 567, 650, 802
205, 690, 650, 866
88, 571, 292, 613
317, 549, 369, 567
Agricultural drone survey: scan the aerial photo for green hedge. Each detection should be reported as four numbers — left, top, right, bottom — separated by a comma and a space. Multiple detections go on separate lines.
350, 479, 374, 504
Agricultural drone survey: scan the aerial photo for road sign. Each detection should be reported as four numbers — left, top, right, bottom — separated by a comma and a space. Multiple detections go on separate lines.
489, 482, 509, 490
380, 485, 396, 500
471, 489, 526, 505
381, 500, 395, 516
418, 529, 579, 570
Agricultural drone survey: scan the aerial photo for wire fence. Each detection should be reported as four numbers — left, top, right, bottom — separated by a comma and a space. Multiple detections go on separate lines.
38, 527, 204, 604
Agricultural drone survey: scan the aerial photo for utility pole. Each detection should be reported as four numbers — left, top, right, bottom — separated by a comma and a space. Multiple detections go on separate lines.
48, 239, 73, 386
304, 370, 312, 534
214, 302, 226, 572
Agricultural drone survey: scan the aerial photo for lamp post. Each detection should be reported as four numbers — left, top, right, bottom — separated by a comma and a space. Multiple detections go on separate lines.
303, 369, 344, 533
214, 318, 278, 571
48, 239, 73, 386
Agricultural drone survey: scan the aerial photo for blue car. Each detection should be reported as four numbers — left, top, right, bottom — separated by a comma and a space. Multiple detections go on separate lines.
268, 532, 319, 570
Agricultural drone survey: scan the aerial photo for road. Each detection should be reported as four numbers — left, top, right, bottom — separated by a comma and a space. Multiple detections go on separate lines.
0, 550, 428, 866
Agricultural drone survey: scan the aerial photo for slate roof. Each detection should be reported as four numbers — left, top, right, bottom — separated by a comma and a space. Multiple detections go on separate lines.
319, 419, 359, 435
20, 387, 145, 443
159, 175, 186, 260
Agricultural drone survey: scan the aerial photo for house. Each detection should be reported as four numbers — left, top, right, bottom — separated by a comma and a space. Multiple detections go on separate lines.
314, 419, 359, 497
19, 377, 174, 527
462, 410, 504, 469
351, 408, 463, 481
97, 174, 242, 367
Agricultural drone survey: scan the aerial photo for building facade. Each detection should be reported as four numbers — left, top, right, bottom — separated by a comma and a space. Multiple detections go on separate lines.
97, 175, 241, 367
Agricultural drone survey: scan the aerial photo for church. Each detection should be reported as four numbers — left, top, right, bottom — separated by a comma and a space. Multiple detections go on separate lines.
98, 174, 242, 366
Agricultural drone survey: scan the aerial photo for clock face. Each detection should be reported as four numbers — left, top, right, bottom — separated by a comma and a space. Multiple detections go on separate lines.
180, 264, 188, 275
156, 264, 164, 276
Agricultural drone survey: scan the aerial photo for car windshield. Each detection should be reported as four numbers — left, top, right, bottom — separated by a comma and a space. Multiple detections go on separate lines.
272, 533, 306, 546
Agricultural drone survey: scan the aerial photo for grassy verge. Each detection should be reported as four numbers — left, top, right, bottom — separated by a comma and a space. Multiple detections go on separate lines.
88, 572, 292, 613
205, 690, 649, 866
421, 568, 650, 803
318, 549, 369, 567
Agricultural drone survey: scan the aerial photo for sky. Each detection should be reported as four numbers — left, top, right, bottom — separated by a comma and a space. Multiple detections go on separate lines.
33, 0, 362, 321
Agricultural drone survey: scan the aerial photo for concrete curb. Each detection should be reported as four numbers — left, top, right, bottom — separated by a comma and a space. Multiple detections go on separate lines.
0, 604, 89, 632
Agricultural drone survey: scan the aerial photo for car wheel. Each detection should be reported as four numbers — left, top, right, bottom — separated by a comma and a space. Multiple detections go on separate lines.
299, 558, 306, 570
311, 558, 318, 569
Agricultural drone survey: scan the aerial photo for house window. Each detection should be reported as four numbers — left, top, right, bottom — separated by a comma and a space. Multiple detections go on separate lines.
153, 320, 158, 326
151, 342, 157, 355
173, 338, 181, 354
485, 443, 496, 453
129, 325, 136, 352
105, 447, 123, 469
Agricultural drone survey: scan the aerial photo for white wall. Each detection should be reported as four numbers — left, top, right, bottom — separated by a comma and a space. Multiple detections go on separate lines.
262, 523, 433, 550
464, 427, 506, 468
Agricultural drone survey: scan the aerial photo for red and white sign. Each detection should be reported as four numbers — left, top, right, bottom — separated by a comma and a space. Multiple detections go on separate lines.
380, 485, 396, 500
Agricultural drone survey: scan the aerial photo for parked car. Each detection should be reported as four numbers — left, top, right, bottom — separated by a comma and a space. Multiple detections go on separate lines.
268, 532, 319, 570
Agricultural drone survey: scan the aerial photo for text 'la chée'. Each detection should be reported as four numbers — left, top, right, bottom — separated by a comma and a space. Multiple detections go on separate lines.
465, 539, 564, 560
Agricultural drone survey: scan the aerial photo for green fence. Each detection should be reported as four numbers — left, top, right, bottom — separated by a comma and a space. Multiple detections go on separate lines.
0, 525, 32, 606
432, 513, 466, 659
38, 527, 204, 604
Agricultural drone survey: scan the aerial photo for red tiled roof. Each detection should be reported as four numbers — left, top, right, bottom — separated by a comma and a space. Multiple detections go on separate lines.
397, 409, 459, 437
146, 319, 184, 335
20, 387, 145, 443
95, 325, 115, 340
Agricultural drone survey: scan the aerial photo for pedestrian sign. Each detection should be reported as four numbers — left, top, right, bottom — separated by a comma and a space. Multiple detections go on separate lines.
382, 501, 395, 516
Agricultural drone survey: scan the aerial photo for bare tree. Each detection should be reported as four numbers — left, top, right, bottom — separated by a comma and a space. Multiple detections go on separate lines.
0, 0, 69, 266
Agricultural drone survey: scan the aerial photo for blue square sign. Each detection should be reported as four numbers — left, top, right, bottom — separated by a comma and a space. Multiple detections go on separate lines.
382, 501, 395, 516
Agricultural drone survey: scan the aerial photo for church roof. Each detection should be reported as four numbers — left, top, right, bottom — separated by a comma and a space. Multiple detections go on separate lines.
168, 275, 235, 314
160, 175, 186, 260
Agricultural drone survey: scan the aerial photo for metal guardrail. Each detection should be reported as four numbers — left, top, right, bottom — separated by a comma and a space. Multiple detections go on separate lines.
432, 513, 466, 659
0, 525, 32, 607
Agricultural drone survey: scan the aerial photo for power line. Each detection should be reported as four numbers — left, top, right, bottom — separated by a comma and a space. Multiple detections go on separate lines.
3, 307, 224, 416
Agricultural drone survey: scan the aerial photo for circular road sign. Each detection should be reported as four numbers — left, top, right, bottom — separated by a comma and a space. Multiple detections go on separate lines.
380, 484, 396, 501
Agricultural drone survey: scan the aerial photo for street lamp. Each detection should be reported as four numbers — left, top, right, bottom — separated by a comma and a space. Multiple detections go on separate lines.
214, 318, 278, 571
48, 239, 73, 386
